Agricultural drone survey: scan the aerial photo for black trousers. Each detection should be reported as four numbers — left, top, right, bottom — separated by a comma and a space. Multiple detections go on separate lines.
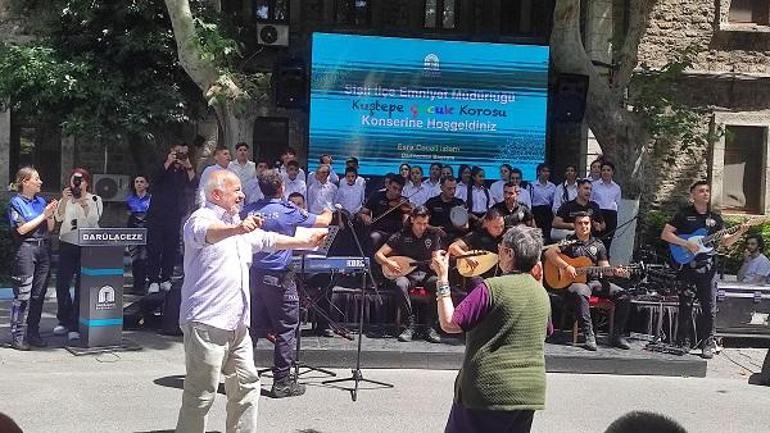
393, 270, 438, 328
55, 243, 81, 330
146, 220, 180, 284
601, 209, 618, 253
567, 279, 630, 336
10, 241, 51, 339
532, 205, 553, 244
678, 266, 717, 346
127, 215, 147, 292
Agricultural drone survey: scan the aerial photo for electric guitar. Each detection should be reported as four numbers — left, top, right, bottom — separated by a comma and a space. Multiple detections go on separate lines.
544, 253, 643, 290
669, 218, 766, 265
381, 251, 486, 280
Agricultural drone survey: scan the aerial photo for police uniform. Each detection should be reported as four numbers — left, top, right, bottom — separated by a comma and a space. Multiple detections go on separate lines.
126, 192, 151, 293
668, 205, 723, 347
7, 193, 52, 347
492, 201, 534, 229
241, 198, 317, 381
559, 234, 630, 340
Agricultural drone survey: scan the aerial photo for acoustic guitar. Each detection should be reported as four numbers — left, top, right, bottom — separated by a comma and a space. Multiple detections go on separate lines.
544, 253, 643, 290
381, 251, 486, 280
669, 217, 767, 265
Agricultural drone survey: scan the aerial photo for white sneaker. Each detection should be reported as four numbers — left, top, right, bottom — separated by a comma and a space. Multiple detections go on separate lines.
67, 331, 80, 341
148, 282, 160, 294
160, 281, 172, 292
53, 325, 68, 336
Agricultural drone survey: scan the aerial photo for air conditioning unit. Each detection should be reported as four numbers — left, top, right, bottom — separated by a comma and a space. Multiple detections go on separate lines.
93, 174, 131, 202
257, 22, 289, 47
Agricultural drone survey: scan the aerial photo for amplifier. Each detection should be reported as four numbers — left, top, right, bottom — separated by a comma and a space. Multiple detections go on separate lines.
716, 282, 770, 338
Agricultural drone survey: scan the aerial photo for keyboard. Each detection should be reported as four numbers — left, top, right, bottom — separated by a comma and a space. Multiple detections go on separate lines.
291, 255, 370, 273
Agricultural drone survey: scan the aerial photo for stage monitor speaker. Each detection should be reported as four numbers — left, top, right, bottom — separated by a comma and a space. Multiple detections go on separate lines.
553, 73, 588, 122
275, 58, 307, 109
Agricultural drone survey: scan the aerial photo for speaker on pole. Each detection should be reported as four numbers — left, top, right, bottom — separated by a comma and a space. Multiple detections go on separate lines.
275, 58, 307, 109
553, 73, 589, 122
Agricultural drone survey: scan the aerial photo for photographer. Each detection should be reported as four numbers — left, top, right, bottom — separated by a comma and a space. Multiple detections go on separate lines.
145, 143, 196, 293
53, 168, 103, 342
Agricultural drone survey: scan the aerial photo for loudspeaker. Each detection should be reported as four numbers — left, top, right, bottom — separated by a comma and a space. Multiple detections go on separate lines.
275, 58, 307, 109
553, 73, 588, 122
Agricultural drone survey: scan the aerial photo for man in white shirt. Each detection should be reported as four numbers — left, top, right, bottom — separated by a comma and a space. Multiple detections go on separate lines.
403, 166, 434, 206
553, 164, 579, 215
738, 235, 770, 284
282, 160, 307, 201
198, 146, 232, 207
244, 160, 271, 205
510, 167, 532, 208
306, 164, 337, 214
334, 167, 366, 213
591, 160, 622, 251
278, 147, 306, 183
530, 163, 557, 242
308, 154, 340, 186
175, 169, 323, 433
228, 142, 256, 187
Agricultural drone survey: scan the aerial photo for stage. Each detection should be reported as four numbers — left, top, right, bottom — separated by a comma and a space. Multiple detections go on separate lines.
253, 327, 708, 378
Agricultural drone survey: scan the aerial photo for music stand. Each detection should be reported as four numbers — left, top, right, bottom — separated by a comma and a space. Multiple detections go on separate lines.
322, 211, 393, 401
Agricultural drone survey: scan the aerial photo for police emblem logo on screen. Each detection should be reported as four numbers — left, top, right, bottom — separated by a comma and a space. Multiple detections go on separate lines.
423, 53, 440, 76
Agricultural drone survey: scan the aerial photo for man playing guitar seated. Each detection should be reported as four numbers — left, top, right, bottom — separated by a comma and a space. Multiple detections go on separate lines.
424, 176, 467, 243
359, 175, 411, 253
544, 212, 630, 351
491, 182, 535, 229
375, 206, 443, 343
448, 209, 506, 287
551, 179, 605, 242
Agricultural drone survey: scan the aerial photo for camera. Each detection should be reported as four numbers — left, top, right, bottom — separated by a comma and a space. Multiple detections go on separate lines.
175, 151, 188, 161
72, 173, 83, 199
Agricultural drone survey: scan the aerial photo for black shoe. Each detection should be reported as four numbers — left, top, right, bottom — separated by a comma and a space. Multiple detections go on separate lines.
584, 333, 598, 351
270, 376, 306, 398
701, 338, 716, 359
611, 336, 631, 350
27, 334, 48, 348
425, 328, 442, 344
397, 327, 415, 342
11, 338, 30, 351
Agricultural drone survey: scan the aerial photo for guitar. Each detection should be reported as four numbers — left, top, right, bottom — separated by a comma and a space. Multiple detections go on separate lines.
544, 253, 643, 289
381, 251, 486, 280
669, 218, 766, 265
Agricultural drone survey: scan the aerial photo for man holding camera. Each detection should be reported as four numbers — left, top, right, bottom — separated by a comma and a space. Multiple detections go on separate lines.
145, 143, 197, 294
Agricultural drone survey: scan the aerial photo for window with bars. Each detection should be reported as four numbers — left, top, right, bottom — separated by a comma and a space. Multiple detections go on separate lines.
254, 0, 289, 22
722, 125, 767, 213
424, 0, 456, 30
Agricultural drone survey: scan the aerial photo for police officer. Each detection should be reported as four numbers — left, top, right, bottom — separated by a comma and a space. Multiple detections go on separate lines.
7, 167, 58, 350
241, 169, 332, 398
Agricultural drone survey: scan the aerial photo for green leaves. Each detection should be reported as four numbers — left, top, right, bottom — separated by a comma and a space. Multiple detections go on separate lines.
192, 17, 243, 71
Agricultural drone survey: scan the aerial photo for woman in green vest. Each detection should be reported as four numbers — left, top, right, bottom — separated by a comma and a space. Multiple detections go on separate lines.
431, 225, 550, 433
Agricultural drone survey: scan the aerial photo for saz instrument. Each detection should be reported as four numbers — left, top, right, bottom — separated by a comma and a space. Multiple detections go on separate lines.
381, 251, 486, 280
544, 253, 643, 290
456, 240, 577, 278
669, 217, 767, 265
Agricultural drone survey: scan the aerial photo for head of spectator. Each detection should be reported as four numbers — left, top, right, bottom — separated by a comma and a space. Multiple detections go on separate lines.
499, 163, 513, 182
482, 208, 505, 238
441, 165, 453, 179
213, 145, 231, 169
257, 169, 284, 199
344, 167, 358, 186
315, 164, 331, 184
407, 206, 430, 238
439, 176, 457, 201
288, 192, 305, 209
577, 178, 593, 203
399, 163, 411, 181
498, 225, 543, 274
281, 147, 298, 166
13, 166, 42, 197
319, 154, 332, 166
286, 160, 300, 181
537, 163, 551, 182
429, 163, 442, 182
601, 160, 615, 183
204, 170, 244, 215
256, 159, 270, 175
410, 166, 423, 186
471, 166, 485, 187
746, 234, 765, 256
234, 142, 250, 164
603, 411, 687, 433
564, 164, 578, 184
345, 157, 359, 170
590, 156, 604, 180
458, 164, 472, 185
131, 175, 150, 197
386, 175, 405, 200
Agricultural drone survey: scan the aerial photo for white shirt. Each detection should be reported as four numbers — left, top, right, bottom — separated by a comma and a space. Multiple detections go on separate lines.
530, 180, 556, 207
308, 169, 340, 186
283, 177, 307, 201
591, 179, 622, 211
403, 182, 434, 207
307, 181, 338, 214
197, 164, 228, 207
334, 179, 366, 213
490, 180, 506, 204
552, 181, 578, 214
55, 193, 103, 237
517, 187, 532, 208
424, 179, 442, 198
455, 182, 468, 201
180, 204, 278, 330
738, 253, 770, 284
279, 166, 306, 183
243, 178, 264, 204
468, 185, 492, 214
228, 160, 256, 187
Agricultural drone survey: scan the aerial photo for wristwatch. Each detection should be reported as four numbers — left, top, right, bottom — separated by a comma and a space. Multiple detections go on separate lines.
436, 283, 451, 298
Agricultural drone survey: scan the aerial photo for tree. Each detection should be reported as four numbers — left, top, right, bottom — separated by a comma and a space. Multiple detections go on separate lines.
550, 0, 711, 199
163, 0, 271, 153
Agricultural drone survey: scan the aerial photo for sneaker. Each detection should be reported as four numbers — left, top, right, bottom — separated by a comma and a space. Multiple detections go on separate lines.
270, 376, 306, 398
147, 282, 160, 294
583, 333, 598, 351
611, 336, 631, 350
425, 328, 442, 344
67, 331, 80, 342
53, 324, 68, 336
11, 338, 30, 351
702, 338, 716, 359
27, 334, 48, 348
160, 281, 173, 292
397, 327, 415, 342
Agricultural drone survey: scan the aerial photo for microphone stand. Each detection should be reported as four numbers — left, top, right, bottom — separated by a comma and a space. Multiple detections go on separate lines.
322, 209, 393, 401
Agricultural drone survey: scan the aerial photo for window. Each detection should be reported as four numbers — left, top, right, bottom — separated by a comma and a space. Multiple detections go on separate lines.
722, 125, 767, 213
335, 0, 370, 26
729, 0, 770, 25
254, 0, 288, 22
253, 117, 289, 164
425, 0, 456, 30
10, 124, 62, 192
501, 0, 554, 37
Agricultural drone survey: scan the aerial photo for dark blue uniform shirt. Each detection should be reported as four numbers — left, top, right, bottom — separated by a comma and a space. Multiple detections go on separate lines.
241, 198, 317, 271
7, 194, 48, 241
126, 193, 151, 215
